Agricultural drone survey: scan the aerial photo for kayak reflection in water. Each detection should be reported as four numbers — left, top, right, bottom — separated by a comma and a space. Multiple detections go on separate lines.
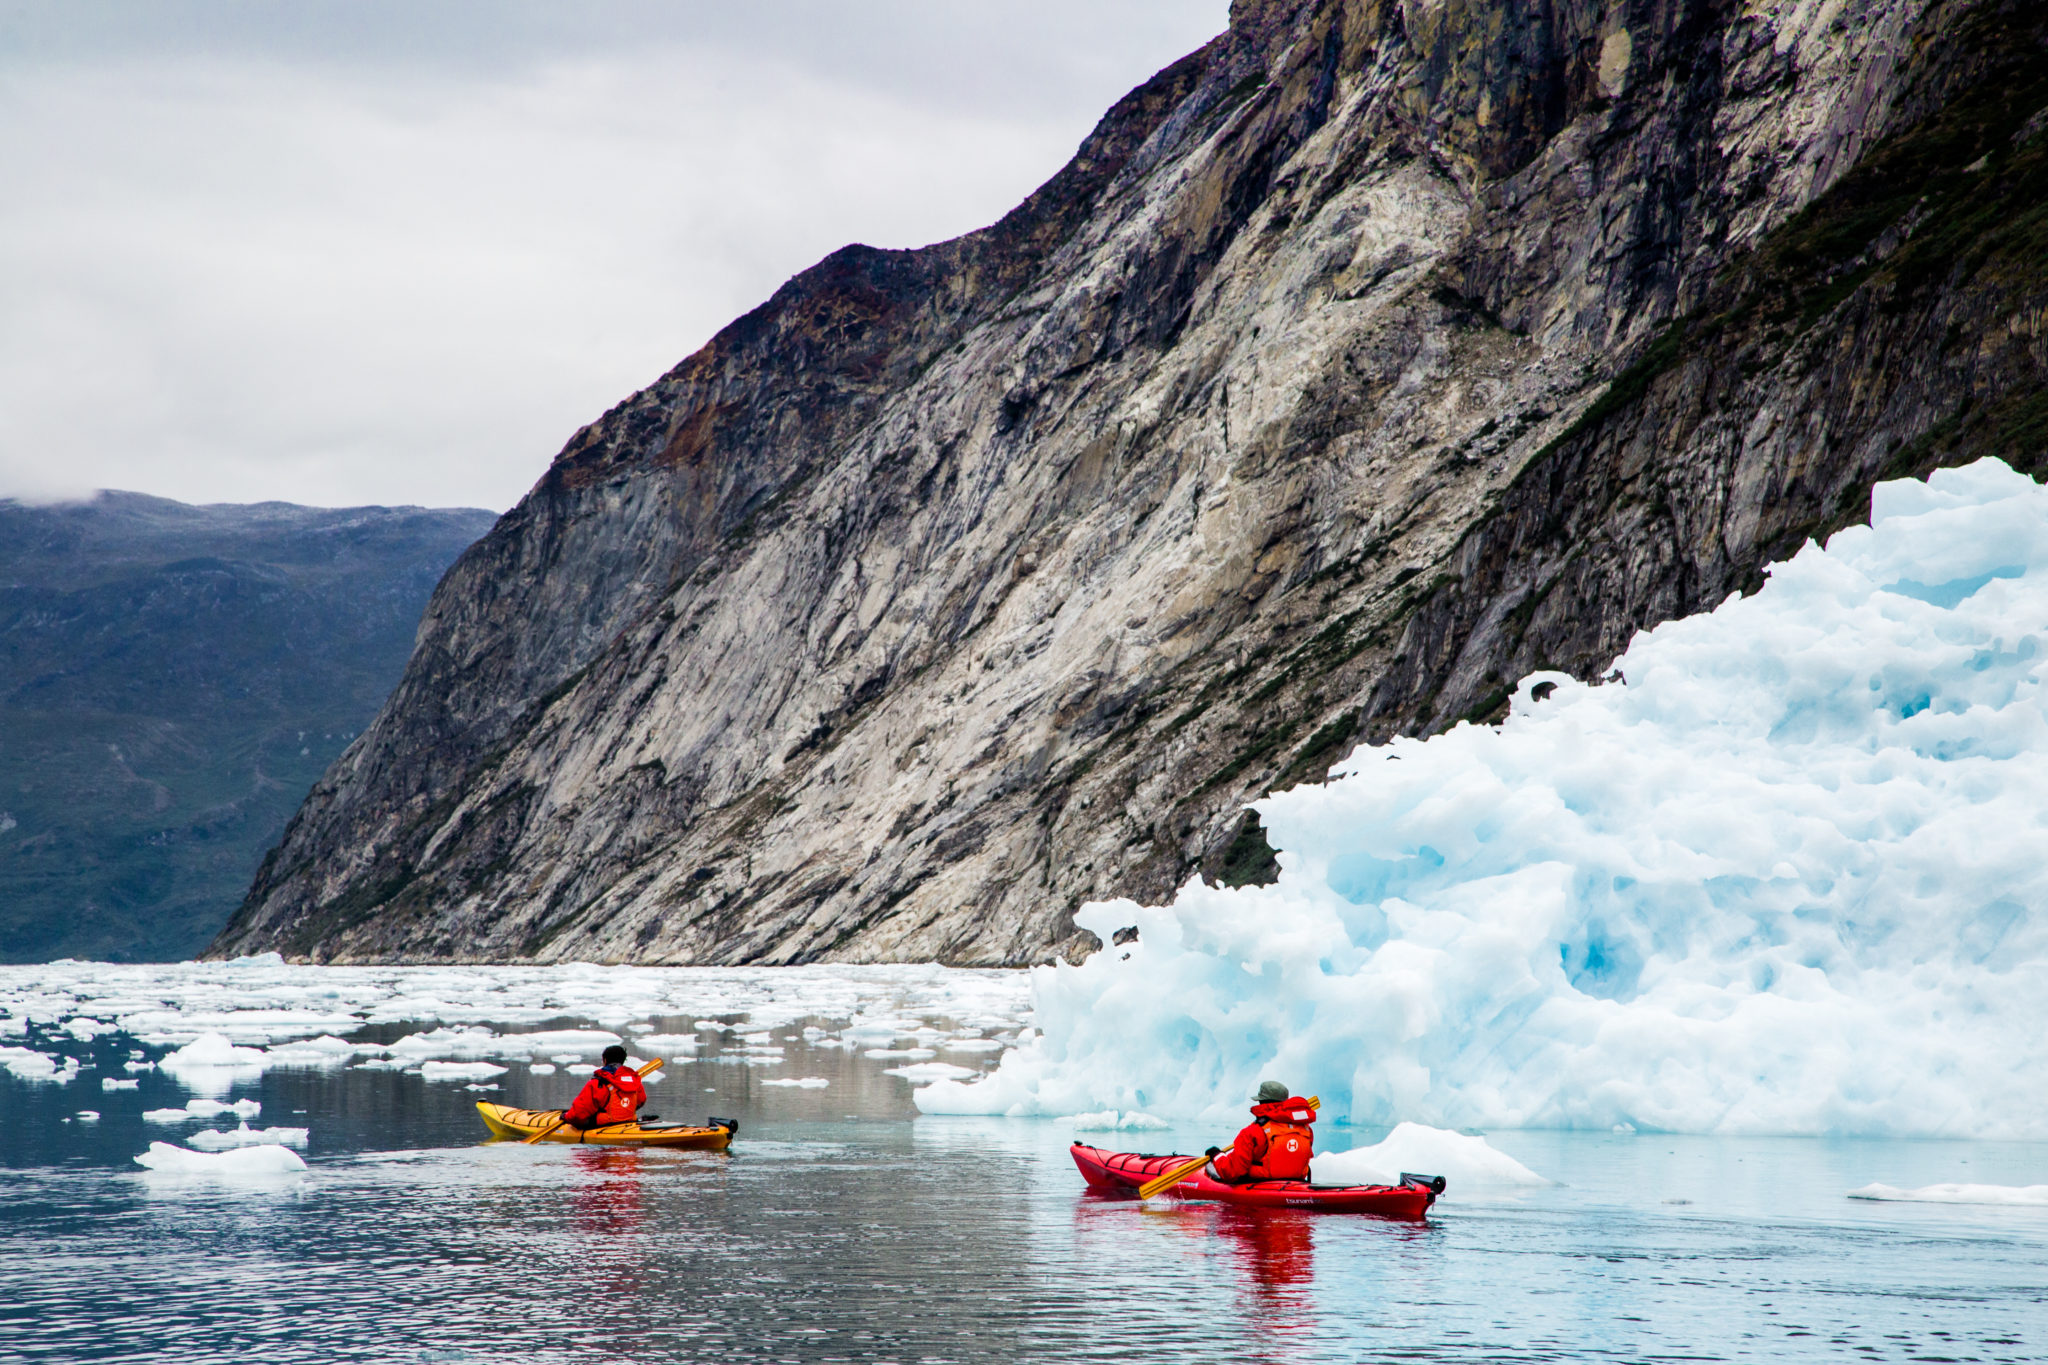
571, 1148, 646, 1237
1204, 1081, 1317, 1184
1217, 1207, 1316, 1293
564, 1046, 649, 1131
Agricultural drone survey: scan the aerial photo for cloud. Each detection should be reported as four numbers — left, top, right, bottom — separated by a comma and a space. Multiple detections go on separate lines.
0, 2, 1226, 510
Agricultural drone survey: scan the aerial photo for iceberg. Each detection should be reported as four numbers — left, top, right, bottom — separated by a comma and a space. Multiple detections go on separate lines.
918, 460, 2048, 1138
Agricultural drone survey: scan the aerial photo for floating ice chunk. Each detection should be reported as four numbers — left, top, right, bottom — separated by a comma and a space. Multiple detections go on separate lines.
528, 1063, 557, 1075
497, 1029, 622, 1054
0, 1047, 77, 1083
123, 1060, 155, 1073
942, 1039, 1005, 1054
63, 1017, 108, 1040
884, 1061, 978, 1084
1062, 1110, 1171, 1131
920, 460, 2048, 1139
865, 1048, 936, 1060
761, 1077, 831, 1089
631, 1034, 700, 1052
549, 1054, 586, 1066
144, 1097, 263, 1123
627, 1024, 654, 1033
0, 1015, 23, 1037
261, 1035, 365, 1067
464, 1083, 501, 1092
135, 1141, 307, 1178
1310, 1124, 1548, 1192
419, 1061, 507, 1082
75, 1110, 99, 1122
386, 1026, 501, 1059
100, 1077, 138, 1091
160, 1033, 270, 1096
1847, 1181, 2048, 1206
186, 1123, 309, 1151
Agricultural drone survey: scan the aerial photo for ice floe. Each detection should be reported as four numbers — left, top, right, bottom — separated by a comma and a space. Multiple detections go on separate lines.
185, 1123, 309, 1151
0, 1047, 78, 1084
919, 461, 2048, 1139
135, 1141, 307, 1178
883, 1062, 978, 1083
1847, 1181, 2048, 1206
419, 1061, 508, 1082
1062, 1110, 1171, 1131
761, 1077, 831, 1089
1310, 1124, 1549, 1191
144, 1098, 262, 1124
159, 1033, 270, 1095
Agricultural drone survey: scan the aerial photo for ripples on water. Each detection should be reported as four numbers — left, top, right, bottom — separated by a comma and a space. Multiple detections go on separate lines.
3, 1018, 2045, 1362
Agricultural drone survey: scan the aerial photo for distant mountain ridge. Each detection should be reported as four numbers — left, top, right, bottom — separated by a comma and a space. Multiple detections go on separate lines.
213, 0, 2048, 967
0, 492, 496, 961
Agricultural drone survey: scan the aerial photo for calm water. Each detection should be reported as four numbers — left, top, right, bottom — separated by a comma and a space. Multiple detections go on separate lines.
3, 1015, 2045, 1363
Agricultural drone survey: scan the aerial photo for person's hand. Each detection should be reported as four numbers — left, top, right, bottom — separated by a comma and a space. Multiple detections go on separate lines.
1204, 1146, 1221, 1158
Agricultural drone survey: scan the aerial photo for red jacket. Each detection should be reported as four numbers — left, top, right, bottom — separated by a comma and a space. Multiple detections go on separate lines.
1209, 1097, 1317, 1182
563, 1065, 646, 1127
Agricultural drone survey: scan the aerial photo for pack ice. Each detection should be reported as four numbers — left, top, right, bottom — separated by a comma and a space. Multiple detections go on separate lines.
919, 459, 2048, 1138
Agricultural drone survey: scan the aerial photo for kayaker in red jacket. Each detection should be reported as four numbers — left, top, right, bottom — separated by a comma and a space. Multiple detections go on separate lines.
563, 1045, 647, 1129
1205, 1080, 1317, 1183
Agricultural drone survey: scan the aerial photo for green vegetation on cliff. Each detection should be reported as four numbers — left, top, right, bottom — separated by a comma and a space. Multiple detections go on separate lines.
0, 493, 494, 961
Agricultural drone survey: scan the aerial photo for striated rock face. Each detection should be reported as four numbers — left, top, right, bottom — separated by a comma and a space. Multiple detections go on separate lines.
210, 0, 2048, 965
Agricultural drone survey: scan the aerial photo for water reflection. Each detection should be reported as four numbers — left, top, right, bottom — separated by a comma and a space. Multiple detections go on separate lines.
1215, 1207, 1316, 1295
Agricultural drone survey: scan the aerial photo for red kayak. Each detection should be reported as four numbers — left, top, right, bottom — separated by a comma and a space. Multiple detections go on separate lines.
1071, 1143, 1444, 1219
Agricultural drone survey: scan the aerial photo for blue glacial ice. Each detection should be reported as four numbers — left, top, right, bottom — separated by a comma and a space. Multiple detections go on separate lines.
917, 459, 2048, 1138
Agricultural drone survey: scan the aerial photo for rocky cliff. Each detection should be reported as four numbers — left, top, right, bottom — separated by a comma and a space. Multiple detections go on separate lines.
210, 0, 2048, 965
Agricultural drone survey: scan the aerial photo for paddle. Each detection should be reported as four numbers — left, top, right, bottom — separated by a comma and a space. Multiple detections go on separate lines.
522, 1057, 664, 1144
1135, 1095, 1319, 1199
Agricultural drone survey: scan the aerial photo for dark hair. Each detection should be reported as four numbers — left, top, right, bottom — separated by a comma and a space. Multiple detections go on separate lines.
602, 1044, 628, 1066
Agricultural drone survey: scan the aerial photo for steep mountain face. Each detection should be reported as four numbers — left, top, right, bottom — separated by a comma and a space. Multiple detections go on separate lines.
0, 494, 495, 961
211, 0, 2048, 966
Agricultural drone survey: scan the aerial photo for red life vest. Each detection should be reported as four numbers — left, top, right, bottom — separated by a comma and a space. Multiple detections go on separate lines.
564, 1065, 646, 1126
1246, 1097, 1316, 1179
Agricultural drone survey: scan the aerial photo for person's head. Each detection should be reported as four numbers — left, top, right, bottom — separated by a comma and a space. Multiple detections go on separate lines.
1254, 1080, 1289, 1106
602, 1045, 628, 1067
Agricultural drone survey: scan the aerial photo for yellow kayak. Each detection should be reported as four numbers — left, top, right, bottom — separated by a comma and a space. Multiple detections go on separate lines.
476, 1102, 737, 1148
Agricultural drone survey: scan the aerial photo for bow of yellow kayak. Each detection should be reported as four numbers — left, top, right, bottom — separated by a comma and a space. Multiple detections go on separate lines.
476, 1102, 736, 1149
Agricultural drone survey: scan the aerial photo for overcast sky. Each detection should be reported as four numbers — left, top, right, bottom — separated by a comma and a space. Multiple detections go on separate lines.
0, 1, 1226, 511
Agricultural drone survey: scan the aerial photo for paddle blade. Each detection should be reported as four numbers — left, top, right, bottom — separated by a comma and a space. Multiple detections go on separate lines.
1137, 1153, 1211, 1200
